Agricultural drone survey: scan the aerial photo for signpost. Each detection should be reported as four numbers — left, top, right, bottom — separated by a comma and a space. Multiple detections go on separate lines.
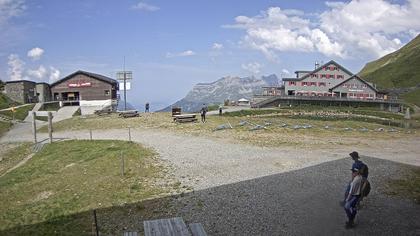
116, 71, 132, 111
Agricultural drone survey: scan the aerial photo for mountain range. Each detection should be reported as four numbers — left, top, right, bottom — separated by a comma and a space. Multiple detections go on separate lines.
358, 34, 420, 106
161, 74, 281, 112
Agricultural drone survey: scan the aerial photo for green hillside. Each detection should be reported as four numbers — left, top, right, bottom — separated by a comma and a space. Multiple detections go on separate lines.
358, 34, 420, 90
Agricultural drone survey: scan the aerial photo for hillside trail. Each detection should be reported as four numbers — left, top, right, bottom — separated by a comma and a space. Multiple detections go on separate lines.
1, 124, 419, 190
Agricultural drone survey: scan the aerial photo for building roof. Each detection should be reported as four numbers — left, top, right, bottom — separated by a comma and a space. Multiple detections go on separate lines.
5, 80, 36, 84
295, 70, 312, 73
330, 75, 378, 92
282, 77, 300, 81
286, 60, 354, 82
238, 98, 250, 102
50, 70, 118, 87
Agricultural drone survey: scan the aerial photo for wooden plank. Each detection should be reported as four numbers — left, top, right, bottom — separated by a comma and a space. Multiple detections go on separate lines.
144, 217, 191, 236
189, 223, 207, 236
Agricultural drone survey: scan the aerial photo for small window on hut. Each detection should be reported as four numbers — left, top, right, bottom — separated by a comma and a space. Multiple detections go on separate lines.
105, 90, 110, 95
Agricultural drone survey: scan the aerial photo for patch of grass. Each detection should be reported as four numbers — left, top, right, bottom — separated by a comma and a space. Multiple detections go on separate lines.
0, 121, 12, 137
72, 107, 81, 117
0, 93, 19, 110
0, 140, 171, 235
224, 109, 288, 117
402, 88, 420, 107
0, 143, 32, 176
386, 166, 420, 204
39, 102, 60, 111
0, 104, 35, 121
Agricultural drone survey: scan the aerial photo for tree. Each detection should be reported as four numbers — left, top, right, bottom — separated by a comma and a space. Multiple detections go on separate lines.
0, 79, 4, 91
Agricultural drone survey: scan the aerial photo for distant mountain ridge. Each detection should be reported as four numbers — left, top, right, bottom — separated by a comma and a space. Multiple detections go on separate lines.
161, 74, 281, 112
358, 34, 420, 105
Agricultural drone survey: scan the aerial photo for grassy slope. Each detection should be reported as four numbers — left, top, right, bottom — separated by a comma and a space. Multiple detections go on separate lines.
0, 104, 35, 121
358, 34, 420, 89
0, 143, 33, 176
0, 140, 169, 235
0, 122, 12, 137
0, 93, 15, 110
401, 88, 420, 107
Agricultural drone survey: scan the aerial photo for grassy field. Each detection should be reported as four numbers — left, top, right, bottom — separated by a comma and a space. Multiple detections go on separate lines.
0, 121, 12, 137
0, 142, 33, 176
39, 108, 418, 148
0, 104, 35, 121
386, 165, 420, 204
402, 88, 420, 107
0, 140, 176, 235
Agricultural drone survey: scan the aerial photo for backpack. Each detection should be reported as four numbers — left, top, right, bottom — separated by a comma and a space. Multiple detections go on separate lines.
361, 179, 371, 197
359, 163, 369, 178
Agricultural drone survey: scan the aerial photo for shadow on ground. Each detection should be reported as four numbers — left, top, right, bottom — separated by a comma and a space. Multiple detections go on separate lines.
1, 156, 419, 235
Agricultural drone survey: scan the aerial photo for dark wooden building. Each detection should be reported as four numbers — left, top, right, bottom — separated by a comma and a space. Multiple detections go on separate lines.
50, 71, 119, 105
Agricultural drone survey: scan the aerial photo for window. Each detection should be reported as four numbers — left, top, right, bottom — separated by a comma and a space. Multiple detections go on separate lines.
310, 82, 317, 86
289, 81, 296, 86
311, 74, 318, 78
337, 75, 344, 79
321, 74, 327, 78
318, 82, 326, 86
104, 90, 110, 95
302, 82, 308, 86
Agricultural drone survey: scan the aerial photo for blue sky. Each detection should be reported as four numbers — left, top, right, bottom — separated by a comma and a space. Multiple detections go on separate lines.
1, 0, 419, 110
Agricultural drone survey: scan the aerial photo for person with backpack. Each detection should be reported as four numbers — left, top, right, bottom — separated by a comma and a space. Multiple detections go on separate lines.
344, 167, 363, 228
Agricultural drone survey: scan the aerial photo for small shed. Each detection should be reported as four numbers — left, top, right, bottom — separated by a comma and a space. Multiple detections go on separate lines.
237, 98, 250, 106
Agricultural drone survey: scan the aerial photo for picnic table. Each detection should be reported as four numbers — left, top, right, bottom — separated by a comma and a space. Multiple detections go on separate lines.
173, 114, 197, 123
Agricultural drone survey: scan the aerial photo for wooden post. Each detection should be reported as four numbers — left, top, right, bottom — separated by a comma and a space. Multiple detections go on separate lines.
32, 111, 37, 143
120, 151, 125, 177
89, 129, 92, 141
128, 127, 131, 142
93, 209, 99, 236
48, 112, 53, 143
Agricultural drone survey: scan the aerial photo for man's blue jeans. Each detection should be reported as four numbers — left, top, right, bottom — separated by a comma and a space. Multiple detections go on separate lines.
344, 195, 361, 221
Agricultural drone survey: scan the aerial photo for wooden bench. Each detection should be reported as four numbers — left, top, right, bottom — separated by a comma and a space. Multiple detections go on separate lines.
119, 110, 140, 118
173, 114, 197, 123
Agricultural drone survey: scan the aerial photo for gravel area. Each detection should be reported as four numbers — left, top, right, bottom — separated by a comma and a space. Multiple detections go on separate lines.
1, 124, 419, 235
172, 156, 420, 235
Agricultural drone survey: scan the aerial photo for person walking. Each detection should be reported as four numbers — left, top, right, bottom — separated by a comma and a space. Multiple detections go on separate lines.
145, 102, 150, 113
200, 104, 207, 123
344, 167, 363, 228
219, 105, 223, 116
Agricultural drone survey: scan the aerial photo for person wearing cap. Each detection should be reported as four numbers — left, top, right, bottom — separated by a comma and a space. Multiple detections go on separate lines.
349, 151, 368, 178
344, 167, 363, 228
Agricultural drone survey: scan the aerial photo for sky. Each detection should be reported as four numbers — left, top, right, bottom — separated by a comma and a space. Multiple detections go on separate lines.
1, 0, 419, 110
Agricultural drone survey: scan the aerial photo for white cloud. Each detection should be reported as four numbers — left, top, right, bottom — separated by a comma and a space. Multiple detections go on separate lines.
0, 0, 26, 26
49, 66, 60, 83
281, 69, 290, 75
27, 65, 47, 79
228, 1, 420, 59
27, 47, 44, 60
7, 54, 24, 81
242, 62, 262, 74
131, 2, 159, 11
166, 50, 196, 58
212, 43, 223, 50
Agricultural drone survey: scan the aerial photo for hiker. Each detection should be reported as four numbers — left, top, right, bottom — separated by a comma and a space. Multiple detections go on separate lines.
200, 104, 207, 123
344, 151, 369, 200
145, 102, 150, 113
344, 167, 363, 228
350, 151, 368, 179
219, 105, 223, 116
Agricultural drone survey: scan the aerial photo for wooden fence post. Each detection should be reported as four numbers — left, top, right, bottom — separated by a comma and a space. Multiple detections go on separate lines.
32, 111, 37, 143
48, 112, 53, 143
120, 151, 125, 177
90, 129, 92, 141
128, 127, 131, 142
